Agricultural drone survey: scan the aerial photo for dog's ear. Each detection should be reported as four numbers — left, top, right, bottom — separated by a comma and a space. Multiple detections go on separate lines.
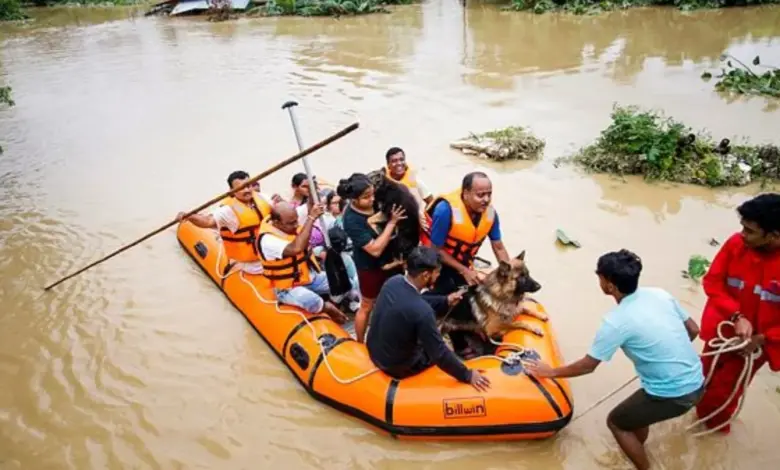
516, 250, 526, 261
497, 260, 511, 278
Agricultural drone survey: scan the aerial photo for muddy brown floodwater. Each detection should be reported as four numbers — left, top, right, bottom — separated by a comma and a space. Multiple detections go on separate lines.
2, 2, 780, 469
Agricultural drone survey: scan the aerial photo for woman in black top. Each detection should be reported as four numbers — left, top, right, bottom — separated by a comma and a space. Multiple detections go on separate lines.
338, 173, 406, 343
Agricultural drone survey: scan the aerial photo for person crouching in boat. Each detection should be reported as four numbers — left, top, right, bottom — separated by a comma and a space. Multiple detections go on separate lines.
526, 250, 704, 470
366, 246, 490, 391
423, 171, 510, 358
177, 170, 273, 275
695, 193, 780, 434
256, 201, 349, 324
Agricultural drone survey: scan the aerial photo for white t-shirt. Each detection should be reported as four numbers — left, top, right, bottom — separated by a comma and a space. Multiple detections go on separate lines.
211, 193, 276, 275
259, 232, 291, 261
414, 176, 433, 201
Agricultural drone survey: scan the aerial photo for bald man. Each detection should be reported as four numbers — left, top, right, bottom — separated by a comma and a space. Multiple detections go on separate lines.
255, 201, 348, 323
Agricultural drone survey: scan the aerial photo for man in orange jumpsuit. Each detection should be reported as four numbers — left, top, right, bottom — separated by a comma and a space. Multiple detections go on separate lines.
696, 192, 780, 433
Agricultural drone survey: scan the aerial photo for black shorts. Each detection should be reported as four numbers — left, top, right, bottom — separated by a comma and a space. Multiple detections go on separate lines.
609, 387, 704, 431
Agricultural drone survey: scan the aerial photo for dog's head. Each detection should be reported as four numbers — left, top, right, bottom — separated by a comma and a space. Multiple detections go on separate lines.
487, 250, 541, 299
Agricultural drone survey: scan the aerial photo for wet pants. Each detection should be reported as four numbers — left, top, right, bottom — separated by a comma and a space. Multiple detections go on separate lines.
695, 345, 767, 433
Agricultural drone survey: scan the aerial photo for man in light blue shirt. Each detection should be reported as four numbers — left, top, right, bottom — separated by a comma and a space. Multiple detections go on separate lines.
526, 249, 704, 470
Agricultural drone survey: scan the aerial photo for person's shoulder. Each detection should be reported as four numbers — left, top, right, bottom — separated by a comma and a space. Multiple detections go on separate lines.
722, 232, 745, 251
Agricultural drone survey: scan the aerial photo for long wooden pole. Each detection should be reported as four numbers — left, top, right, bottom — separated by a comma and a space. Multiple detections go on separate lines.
43, 122, 360, 291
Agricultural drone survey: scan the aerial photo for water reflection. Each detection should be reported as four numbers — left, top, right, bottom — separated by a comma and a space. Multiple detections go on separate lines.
271, 8, 425, 85
463, 5, 780, 90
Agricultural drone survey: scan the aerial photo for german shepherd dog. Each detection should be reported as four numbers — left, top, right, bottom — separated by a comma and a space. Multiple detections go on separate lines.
441, 251, 548, 340
364, 169, 422, 271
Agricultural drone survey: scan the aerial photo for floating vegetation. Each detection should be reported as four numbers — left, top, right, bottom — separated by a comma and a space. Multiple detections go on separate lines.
507, 0, 780, 15
0, 86, 13, 107
555, 229, 581, 248
701, 55, 780, 99
561, 105, 780, 187
682, 255, 711, 282
450, 126, 546, 162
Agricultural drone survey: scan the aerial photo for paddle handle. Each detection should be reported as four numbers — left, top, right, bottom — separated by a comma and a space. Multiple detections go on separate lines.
283, 101, 332, 248
43, 121, 360, 291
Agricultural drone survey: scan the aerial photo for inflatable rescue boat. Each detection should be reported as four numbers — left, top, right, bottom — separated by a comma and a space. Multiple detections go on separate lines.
177, 221, 573, 441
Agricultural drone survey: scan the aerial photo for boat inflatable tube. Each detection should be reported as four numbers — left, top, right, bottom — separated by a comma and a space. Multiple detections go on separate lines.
177, 221, 573, 441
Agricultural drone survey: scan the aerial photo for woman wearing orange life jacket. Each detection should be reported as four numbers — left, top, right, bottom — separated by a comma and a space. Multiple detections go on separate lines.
255, 201, 349, 324
423, 171, 511, 358
696, 193, 780, 434
177, 170, 272, 275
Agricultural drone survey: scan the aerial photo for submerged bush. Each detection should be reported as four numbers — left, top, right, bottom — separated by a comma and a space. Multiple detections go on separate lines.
562, 105, 780, 187
0, 86, 14, 107
702, 55, 780, 99
508, 0, 780, 15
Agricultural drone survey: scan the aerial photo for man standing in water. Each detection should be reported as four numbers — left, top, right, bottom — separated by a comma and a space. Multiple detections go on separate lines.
424, 171, 510, 357
526, 250, 704, 470
695, 193, 780, 434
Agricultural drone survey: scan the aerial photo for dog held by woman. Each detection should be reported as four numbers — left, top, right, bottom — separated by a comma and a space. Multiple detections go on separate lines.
440, 251, 548, 344
365, 168, 423, 270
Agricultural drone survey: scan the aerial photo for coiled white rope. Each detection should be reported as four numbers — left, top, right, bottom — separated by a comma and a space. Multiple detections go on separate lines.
209, 232, 379, 385
687, 320, 762, 437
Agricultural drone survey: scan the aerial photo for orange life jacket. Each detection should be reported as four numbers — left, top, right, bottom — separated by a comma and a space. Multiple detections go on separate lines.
421, 190, 495, 268
385, 164, 419, 191
218, 194, 272, 263
256, 219, 321, 289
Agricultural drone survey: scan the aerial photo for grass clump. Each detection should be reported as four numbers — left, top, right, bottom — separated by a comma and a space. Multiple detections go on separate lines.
0, 86, 14, 107
450, 126, 546, 161
562, 104, 780, 187
507, 0, 780, 15
255, 0, 413, 17
702, 55, 780, 99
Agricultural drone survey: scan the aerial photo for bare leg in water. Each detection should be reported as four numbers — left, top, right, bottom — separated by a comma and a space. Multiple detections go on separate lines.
354, 297, 375, 343
606, 418, 650, 470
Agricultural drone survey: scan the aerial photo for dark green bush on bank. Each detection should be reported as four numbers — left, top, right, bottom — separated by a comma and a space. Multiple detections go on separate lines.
257, 0, 413, 17
562, 105, 780, 187
509, 0, 780, 15
1, 0, 28, 21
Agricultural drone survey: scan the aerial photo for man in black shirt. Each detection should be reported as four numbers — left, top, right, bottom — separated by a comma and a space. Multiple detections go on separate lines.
366, 246, 491, 391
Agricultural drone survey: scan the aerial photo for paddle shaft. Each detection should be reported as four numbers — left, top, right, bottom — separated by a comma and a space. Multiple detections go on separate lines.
282, 101, 332, 248
43, 121, 360, 291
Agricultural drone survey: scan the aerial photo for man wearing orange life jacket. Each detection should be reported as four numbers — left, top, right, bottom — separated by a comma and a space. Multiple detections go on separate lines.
424, 171, 511, 357
256, 201, 349, 324
385, 146, 433, 208
177, 171, 274, 275
695, 193, 780, 434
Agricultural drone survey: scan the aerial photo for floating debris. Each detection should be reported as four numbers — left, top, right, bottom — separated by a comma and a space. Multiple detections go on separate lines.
702, 55, 780, 99
682, 255, 711, 282
708, 238, 720, 247
555, 229, 581, 248
560, 104, 780, 187
450, 126, 545, 162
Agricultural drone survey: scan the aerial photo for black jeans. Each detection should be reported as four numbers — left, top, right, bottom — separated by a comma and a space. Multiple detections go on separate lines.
429, 265, 476, 353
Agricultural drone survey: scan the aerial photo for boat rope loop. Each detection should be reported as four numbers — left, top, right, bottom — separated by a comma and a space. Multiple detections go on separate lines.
686, 320, 762, 437
237, 271, 380, 385
213, 239, 379, 385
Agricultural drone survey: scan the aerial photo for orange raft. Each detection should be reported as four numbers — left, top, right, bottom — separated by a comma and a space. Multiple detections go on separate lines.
177, 221, 574, 441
